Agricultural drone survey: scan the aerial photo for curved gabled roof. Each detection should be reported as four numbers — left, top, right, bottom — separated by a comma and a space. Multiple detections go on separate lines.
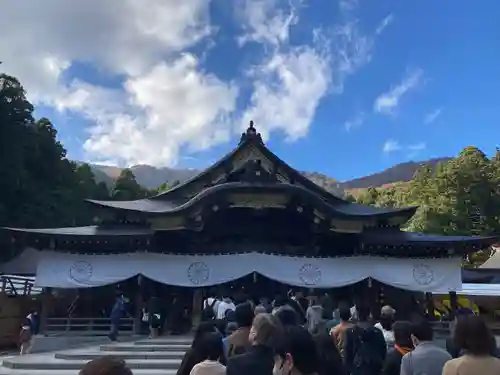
87, 181, 417, 220
150, 122, 348, 205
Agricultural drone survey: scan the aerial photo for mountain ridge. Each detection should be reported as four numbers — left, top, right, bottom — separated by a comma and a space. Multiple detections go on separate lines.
87, 157, 451, 194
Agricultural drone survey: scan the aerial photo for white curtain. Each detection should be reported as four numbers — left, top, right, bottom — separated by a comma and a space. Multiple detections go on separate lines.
34, 252, 462, 292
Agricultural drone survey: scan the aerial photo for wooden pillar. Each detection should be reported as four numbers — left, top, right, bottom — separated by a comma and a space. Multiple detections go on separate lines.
192, 289, 203, 329
449, 291, 458, 320
39, 287, 52, 335
367, 278, 380, 321
425, 292, 436, 321
133, 275, 143, 335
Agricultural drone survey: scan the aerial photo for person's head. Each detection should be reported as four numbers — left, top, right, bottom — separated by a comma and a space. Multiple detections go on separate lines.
274, 295, 287, 308
214, 319, 228, 336
235, 302, 254, 328
338, 306, 351, 322
79, 356, 132, 375
379, 314, 394, 331
381, 305, 396, 317
193, 321, 217, 348
274, 326, 319, 375
453, 314, 495, 356
255, 304, 268, 315
392, 321, 413, 348
410, 318, 433, 346
356, 304, 371, 322
249, 313, 283, 347
197, 332, 224, 361
274, 305, 299, 327
226, 322, 238, 336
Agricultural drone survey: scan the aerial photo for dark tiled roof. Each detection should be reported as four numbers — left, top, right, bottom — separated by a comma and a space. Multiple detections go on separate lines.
2, 226, 153, 236
362, 229, 497, 246
87, 182, 417, 219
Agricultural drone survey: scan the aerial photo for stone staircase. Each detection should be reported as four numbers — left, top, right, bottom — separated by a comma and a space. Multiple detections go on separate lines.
0, 336, 192, 375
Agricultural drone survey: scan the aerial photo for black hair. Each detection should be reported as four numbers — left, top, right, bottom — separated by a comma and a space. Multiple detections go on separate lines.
235, 302, 254, 328
410, 318, 433, 342
274, 305, 299, 327
276, 326, 319, 375
356, 305, 371, 322
453, 315, 495, 356
314, 331, 346, 375
79, 356, 132, 375
392, 321, 413, 348
192, 321, 217, 348
197, 332, 225, 361
339, 306, 351, 322
379, 314, 394, 331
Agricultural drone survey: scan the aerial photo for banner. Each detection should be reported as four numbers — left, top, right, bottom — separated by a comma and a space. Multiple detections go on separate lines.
33, 251, 462, 292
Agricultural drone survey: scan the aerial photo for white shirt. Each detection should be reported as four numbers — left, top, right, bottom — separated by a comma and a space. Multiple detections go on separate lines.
374, 322, 395, 348
217, 300, 235, 319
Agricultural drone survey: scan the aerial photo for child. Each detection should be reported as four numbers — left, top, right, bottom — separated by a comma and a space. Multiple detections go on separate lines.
19, 319, 33, 355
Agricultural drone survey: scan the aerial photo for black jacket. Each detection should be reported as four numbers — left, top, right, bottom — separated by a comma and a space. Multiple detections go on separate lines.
382, 348, 404, 375
226, 345, 274, 375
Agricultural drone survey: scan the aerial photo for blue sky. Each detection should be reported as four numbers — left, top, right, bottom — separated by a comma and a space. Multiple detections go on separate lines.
2, 0, 499, 181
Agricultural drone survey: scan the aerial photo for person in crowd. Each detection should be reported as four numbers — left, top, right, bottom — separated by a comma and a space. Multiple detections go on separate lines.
257, 297, 272, 313
273, 326, 320, 375
216, 295, 236, 320
202, 296, 219, 321
147, 295, 162, 338
254, 304, 268, 315
445, 308, 475, 358
79, 356, 133, 375
294, 291, 310, 316
214, 318, 228, 337
177, 321, 218, 375
374, 313, 395, 349
306, 296, 323, 334
226, 313, 283, 375
382, 321, 413, 375
225, 302, 254, 357
274, 305, 300, 327
272, 294, 288, 314
314, 323, 346, 375
400, 318, 451, 375
19, 317, 33, 355
189, 332, 226, 375
442, 315, 500, 375
330, 305, 354, 359
108, 292, 127, 342
226, 322, 238, 336
344, 304, 386, 375
287, 292, 307, 324
170, 295, 187, 334
26, 310, 39, 335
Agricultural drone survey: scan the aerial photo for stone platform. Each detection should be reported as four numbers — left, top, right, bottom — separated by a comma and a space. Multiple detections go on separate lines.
0, 336, 192, 375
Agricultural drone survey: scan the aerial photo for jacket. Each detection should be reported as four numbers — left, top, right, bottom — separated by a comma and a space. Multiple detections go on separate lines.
226, 345, 274, 375
226, 327, 252, 357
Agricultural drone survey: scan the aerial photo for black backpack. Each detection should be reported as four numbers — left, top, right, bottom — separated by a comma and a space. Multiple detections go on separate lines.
202, 299, 217, 320
351, 326, 385, 373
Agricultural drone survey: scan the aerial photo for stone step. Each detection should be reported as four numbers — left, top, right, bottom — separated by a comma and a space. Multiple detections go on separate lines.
0, 369, 176, 375
55, 351, 186, 360
134, 338, 192, 346
101, 344, 190, 352
2, 357, 181, 370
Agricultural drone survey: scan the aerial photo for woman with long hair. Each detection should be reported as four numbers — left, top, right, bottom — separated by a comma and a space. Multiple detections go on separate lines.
176, 321, 218, 375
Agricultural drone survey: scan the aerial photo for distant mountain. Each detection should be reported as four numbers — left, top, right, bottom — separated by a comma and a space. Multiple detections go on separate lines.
88, 157, 451, 194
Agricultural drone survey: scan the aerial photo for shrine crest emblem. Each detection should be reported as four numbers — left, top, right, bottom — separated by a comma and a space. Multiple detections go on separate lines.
299, 264, 322, 286
412, 264, 434, 286
69, 261, 93, 283
187, 262, 210, 285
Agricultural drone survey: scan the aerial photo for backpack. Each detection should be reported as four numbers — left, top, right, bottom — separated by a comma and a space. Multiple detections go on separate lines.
202, 298, 217, 320
351, 326, 385, 373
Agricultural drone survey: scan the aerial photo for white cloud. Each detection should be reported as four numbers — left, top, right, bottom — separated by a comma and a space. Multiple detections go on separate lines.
383, 139, 401, 153
424, 108, 442, 124
383, 140, 426, 156
238, 0, 379, 140
343, 112, 364, 132
375, 14, 394, 35
0, 0, 388, 167
374, 68, 424, 115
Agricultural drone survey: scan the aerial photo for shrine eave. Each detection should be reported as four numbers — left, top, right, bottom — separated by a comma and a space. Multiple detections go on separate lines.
2, 226, 154, 237
362, 230, 497, 250
86, 182, 418, 220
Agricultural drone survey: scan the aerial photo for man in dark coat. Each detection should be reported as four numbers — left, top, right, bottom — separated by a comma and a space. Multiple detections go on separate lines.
226, 313, 283, 375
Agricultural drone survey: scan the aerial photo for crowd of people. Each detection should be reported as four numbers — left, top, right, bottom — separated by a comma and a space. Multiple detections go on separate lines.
79, 292, 500, 375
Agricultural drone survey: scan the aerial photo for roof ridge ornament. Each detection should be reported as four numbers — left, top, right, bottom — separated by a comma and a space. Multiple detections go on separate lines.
239, 120, 264, 145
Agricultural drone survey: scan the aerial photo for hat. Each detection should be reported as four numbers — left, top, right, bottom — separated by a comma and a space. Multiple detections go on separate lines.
381, 305, 396, 315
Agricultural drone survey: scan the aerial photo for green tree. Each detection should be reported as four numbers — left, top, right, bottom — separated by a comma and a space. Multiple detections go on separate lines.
112, 169, 146, 200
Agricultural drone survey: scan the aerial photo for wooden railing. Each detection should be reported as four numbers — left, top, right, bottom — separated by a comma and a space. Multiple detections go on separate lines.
46, 317, 134, 336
